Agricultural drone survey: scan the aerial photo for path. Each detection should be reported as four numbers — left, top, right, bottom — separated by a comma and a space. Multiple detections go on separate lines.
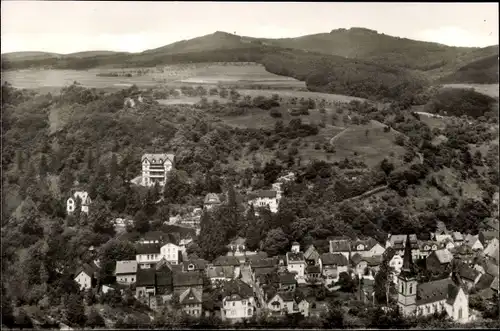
241, 264, 267, 312
329, 127, 349, 145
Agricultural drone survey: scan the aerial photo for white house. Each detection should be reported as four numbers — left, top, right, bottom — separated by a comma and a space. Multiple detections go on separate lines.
286, 252, 306, 279
484, 237, 499, 263
248, 190, 280, 213
319, 253, 349, 282
160, 242, 181, 265
115, 260, 138, 284
267, 292, 298, 315
227, 237, 257, 257
221, 281, 257, 322
463, 234, 484, 251
74, 262, 98, 291
204, 193, 221, 211
67, 191, 91, 215
136, 244, 162, 269
141, 153, 175, 187
350, 238, 386, 258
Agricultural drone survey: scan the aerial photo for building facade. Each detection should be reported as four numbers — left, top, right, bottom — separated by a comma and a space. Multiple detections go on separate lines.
141, 153, 175, 187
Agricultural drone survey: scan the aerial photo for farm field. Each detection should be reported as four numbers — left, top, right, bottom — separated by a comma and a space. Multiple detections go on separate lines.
442, 83, 499, 98
1, 62, 305, 90
235, 89, 366, 104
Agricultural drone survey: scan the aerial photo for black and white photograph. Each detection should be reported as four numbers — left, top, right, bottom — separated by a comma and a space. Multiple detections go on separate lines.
1, 1, 499, 329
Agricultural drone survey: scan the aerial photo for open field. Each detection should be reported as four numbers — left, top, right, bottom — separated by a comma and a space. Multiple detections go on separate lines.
235, 89, 366, 104
442, 83, 499, 98
1, 62, 305, 90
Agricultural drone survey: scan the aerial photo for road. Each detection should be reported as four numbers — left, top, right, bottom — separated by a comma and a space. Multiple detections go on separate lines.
329, 127, 349, 145
241, 265, 267, 314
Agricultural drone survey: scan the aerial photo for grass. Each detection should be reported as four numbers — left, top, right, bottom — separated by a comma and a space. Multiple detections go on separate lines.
1, 63, 305, 90
236, 89, 365, 104
157, 95, 228, 106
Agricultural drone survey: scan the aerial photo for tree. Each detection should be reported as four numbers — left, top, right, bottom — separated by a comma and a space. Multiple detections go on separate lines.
110, 153, 118, 180
14, 308, 33, 329
262, 228, 289, 256
39, 154, 49, 177
380, 158, 395, 177
86, 308, 105, 328
65, 294, 86, 326
134, 210, 150, 234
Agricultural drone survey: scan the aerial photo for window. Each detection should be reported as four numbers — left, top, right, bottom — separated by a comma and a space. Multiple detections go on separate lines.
458, 308, 463, 319
426, 306, 430, 314
409, 284, 413, 294
232, 302, 235, 307
401, 283, 404, 293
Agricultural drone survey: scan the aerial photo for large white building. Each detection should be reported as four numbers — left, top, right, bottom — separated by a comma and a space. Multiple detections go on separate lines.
67, 191, 91, 215
141, 153, 175, 187
248, 190, 280, 213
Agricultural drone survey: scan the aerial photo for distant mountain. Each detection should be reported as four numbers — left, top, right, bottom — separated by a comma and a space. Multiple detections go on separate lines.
2, 51, 61, 61
1, 28, 497, 101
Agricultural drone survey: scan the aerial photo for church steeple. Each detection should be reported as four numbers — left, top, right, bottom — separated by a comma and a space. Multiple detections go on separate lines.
401, 234, 415, 277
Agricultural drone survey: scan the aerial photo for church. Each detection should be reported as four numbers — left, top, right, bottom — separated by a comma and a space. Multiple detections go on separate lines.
397, 235, 470, 323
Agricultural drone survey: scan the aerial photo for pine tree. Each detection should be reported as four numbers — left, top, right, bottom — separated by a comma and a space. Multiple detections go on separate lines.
109, 153, 118, 180
39, 154, 48, 177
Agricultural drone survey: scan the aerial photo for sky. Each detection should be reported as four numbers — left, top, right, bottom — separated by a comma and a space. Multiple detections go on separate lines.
1, 1, 499, 54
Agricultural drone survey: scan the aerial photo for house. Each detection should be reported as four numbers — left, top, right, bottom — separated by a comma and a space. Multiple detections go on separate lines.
183, 259, 209, 273
136, 243, 162, 269
385, 247, 403, 278
74, 262, 98, 291
250, 258, 278, 281
458, 266, 482, 291
135, 268, 157, 309
305, 265, 322, 283
278, 273, 297, 291
160, 242, 181, 265
298, 299, 328, 318
213, 256, 241, 279
227, 237, 257, 257
303, 245, 320, 265
426, 249, 453, 274
204, 193, 221, 211
141, 153, 175, 187
451, 245, 476, 265
350, 237, 385, 258
451, 232, 464, 245
67, 191, 91, 215
155, 260, 174, 299
432, 232, 453, 243
115, 260, 138, 285
179, 288, 203, 317
483, 238, 499, 263
386, 234, 419, 259
207, 265, 234, 283
351, 254, 382, 277
397, 235, 470, 323
319, 253, 349, 281
286, 252, 306, 279
291, 242, 301, 253
417, 241, 440, 259
247, 190, 280, 213
463, 234, 484, 251
221, 280, 256, 322
479, 231, 499, 248
328, 237, 352, 260
484, 217, 499, 232
136, 231, 166, 244
474, 273, 499, 299
267, 292, 299, 315
173, 271, 203, 296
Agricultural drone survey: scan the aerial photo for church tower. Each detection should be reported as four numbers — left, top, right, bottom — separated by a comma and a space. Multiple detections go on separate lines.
397, 234, 417, 316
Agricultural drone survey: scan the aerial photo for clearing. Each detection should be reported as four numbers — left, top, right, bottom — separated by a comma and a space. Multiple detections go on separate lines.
442, 83, 499, 98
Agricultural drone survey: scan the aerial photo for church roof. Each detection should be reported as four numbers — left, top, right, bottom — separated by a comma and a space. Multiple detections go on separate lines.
416, 278, 455, 305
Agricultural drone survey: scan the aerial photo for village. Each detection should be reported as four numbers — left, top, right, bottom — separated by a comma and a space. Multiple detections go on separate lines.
65, 153, 499, 324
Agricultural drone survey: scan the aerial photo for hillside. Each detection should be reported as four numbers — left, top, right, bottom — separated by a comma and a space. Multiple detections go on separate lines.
2, 51, 61, 61
439, 53, 499, 84
1, 29, 497, 101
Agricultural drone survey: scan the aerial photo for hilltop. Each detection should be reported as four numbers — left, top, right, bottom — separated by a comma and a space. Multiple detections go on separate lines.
439, 53, 500, 84
1, 28, 498, 102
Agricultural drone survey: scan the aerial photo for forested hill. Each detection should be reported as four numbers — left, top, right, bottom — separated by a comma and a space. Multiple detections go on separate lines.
1, 28, 497, 102
438, 53, 500, 84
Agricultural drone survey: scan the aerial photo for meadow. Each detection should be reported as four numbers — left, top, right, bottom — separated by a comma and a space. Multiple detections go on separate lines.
442, 83, 499, 98
1, 62, 305, 90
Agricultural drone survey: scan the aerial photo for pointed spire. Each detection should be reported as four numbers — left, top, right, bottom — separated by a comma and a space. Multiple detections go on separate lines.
402, 234, 414, 274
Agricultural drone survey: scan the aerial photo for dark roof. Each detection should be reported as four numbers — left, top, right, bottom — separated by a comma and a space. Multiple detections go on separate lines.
183, 259, 208, 271
213, 256, 241, 267
136, 268, 156, 287
350, 238, 379, 251
251, 257, 277, 269
279, 273, 297, 285
286, 252, 305, 262
329, 239, 351, 252
446, 284, 460, 305
207, 266, 234, 279
321, 253, 349, 266
416, 278, 455, 305
173, 271, 203, 287
480, 231, 499, 242
401, 234, 416, 278
140, 231, 165, 241
306, 265, 321, 274
459, 266, 481, 281
304, 245, 320, 261
180, 288, 202, 304
75, 262, 98, 278
222, 279, 253, 299
136, 243, 161, 255
155, 266, 173, 287
475, 273, 495, 291
254, 190, 277, 199
275, 291, 295, 302
350, 253, 364, 266
365, 255, 383, 267
254, 267, 277, 277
